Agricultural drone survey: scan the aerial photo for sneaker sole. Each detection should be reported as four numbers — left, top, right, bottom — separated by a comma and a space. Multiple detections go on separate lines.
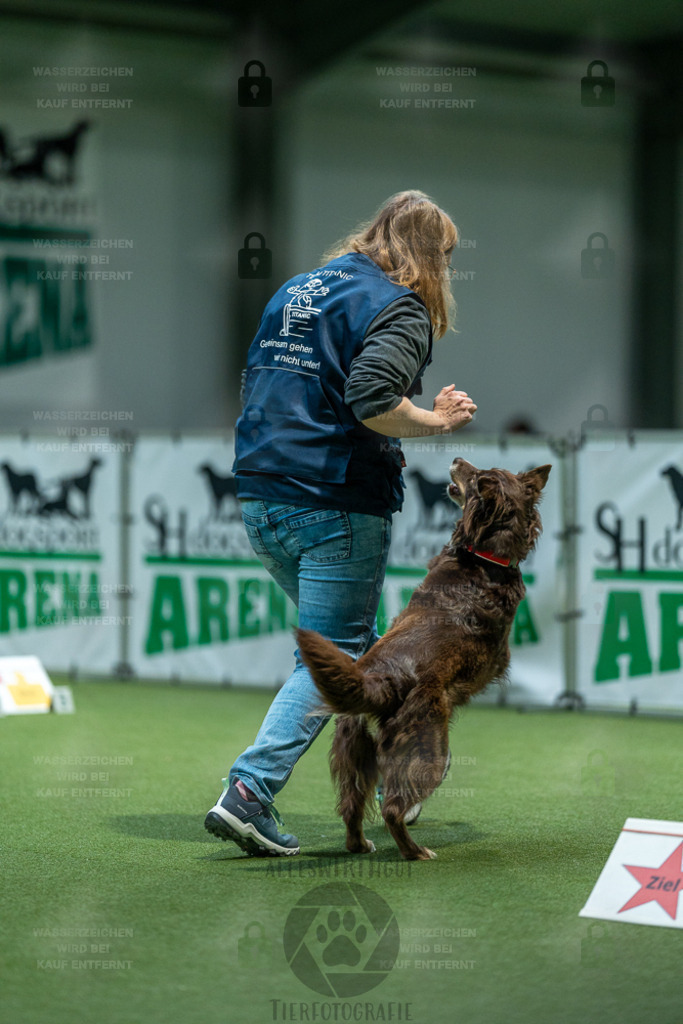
204, 808, 300, 857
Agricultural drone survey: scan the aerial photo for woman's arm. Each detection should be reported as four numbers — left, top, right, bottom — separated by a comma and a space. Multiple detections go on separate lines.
361, 386, 476, 438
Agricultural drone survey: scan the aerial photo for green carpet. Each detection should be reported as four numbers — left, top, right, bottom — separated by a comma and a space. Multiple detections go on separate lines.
1, 680, 680, 1024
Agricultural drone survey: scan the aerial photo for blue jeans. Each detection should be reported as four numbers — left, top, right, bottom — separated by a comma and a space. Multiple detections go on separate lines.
229, 501, 392, 806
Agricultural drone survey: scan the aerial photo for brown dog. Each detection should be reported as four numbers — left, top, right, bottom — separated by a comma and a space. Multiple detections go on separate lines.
297, 457, 551, 860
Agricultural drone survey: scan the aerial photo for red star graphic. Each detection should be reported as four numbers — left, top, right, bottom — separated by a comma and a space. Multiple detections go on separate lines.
619, 841, 683, 920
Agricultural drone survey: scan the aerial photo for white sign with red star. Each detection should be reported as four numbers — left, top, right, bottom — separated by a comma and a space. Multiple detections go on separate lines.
580, 818, 683, 929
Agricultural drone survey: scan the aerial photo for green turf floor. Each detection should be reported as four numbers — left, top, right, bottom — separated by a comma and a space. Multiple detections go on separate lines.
1, 679, 680, 1024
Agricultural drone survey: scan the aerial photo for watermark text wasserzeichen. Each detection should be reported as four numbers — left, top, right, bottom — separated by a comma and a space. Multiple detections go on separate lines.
35, 268, 133, 280
33, 65, 134, 110
380, 440, 476, 450
32, 237, 135, 281
32, 408, 135, 452
33, 67, 135, 76
33, 751, 134, 799
33, 409, 134, 421
35, 615, 133, 627
376, 66, 476, 76
34, 786, 134, 798
376, 65, 476, 111
35, 441, 135, 453
33, 754, 134, 764
387, 924, 477, 972
33, 922, 134, 971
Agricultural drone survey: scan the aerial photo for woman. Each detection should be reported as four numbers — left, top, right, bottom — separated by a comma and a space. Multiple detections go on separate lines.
205, 190, 477, 855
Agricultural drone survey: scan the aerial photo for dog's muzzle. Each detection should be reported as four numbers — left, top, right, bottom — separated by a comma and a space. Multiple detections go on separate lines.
448, 458, 474, 507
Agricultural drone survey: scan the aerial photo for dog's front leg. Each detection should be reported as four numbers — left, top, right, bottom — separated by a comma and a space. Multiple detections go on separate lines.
378, 715, 449, 860
378, 759, 440, 860
381, 798, 437, 860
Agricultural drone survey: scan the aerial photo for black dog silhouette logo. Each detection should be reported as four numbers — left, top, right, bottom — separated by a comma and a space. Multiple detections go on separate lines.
0, 120, 90, 186
408, 468, 456, 532
0, 458, 101, 519
661, 465, 683, 530
197, 462, 240, 520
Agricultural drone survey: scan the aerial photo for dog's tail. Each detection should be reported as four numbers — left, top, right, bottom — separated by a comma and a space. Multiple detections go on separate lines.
296, 628, 387, 716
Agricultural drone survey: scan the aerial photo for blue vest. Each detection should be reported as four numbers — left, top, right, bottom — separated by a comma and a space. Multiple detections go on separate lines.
233, 252, 432, 517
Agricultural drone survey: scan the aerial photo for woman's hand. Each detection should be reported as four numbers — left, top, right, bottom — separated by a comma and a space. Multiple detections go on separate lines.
432, 385, 477, 433
361, 387, 477, 438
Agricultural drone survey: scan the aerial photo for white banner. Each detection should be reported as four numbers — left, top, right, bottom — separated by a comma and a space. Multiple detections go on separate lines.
128, 437, 297, 685
0, 435, 123, 672
128, 436, 562, 698
576, 433, 683, 711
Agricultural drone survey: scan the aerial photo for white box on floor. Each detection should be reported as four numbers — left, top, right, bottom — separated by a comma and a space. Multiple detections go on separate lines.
0, 656, 55, 716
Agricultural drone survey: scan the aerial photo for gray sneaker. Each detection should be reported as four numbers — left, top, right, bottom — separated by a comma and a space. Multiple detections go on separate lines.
204, 782, 300, 856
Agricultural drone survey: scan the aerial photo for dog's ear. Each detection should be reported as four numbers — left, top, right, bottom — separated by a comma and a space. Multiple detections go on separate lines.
475, 473, 503, 501
519, 464, 551, 493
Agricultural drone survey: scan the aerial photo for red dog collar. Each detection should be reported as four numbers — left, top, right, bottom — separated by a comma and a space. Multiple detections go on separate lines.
466, 545, 518, 569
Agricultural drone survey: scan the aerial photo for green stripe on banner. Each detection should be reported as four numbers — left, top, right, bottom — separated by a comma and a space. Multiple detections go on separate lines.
0, 550, 102, 561
0, 225, 91, 243
594, 569, 683, 582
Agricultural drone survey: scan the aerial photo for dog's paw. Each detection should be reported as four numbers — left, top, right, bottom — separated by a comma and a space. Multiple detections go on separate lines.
415, 846, 437, 860
346, 839, 376, 854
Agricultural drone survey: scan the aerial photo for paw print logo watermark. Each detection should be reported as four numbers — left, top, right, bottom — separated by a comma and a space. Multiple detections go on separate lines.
283, 882, 399, 997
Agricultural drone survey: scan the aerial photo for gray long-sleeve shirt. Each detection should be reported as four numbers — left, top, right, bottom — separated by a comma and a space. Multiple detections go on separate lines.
344, 294, 431, 422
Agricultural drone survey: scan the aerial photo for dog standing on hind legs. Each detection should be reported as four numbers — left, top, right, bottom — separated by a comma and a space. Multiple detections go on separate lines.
297, 457, 551, 860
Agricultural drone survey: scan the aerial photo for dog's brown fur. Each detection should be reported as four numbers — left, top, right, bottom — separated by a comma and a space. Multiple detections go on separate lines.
297, 457, 551, 860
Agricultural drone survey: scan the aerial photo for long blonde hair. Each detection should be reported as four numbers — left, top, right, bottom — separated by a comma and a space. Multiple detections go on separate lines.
323, 190, 457, 339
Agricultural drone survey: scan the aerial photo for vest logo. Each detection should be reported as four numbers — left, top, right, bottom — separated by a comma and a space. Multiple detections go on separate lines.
280, 278, 329, 338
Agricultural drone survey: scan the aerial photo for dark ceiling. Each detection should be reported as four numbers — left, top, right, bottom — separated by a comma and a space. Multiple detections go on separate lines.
1, 0, 682, 65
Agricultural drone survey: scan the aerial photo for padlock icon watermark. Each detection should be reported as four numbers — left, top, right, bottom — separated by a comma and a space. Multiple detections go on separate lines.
238, 60, 272, 107
240, 402, 274, 451
580, 749, 616, 796
237, 921, 272, 967
581, 233, 614, 279
580, 923, 615, 967
581, 61, 615, 106
580, 405, 616, 451
238, 233, 272, 279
